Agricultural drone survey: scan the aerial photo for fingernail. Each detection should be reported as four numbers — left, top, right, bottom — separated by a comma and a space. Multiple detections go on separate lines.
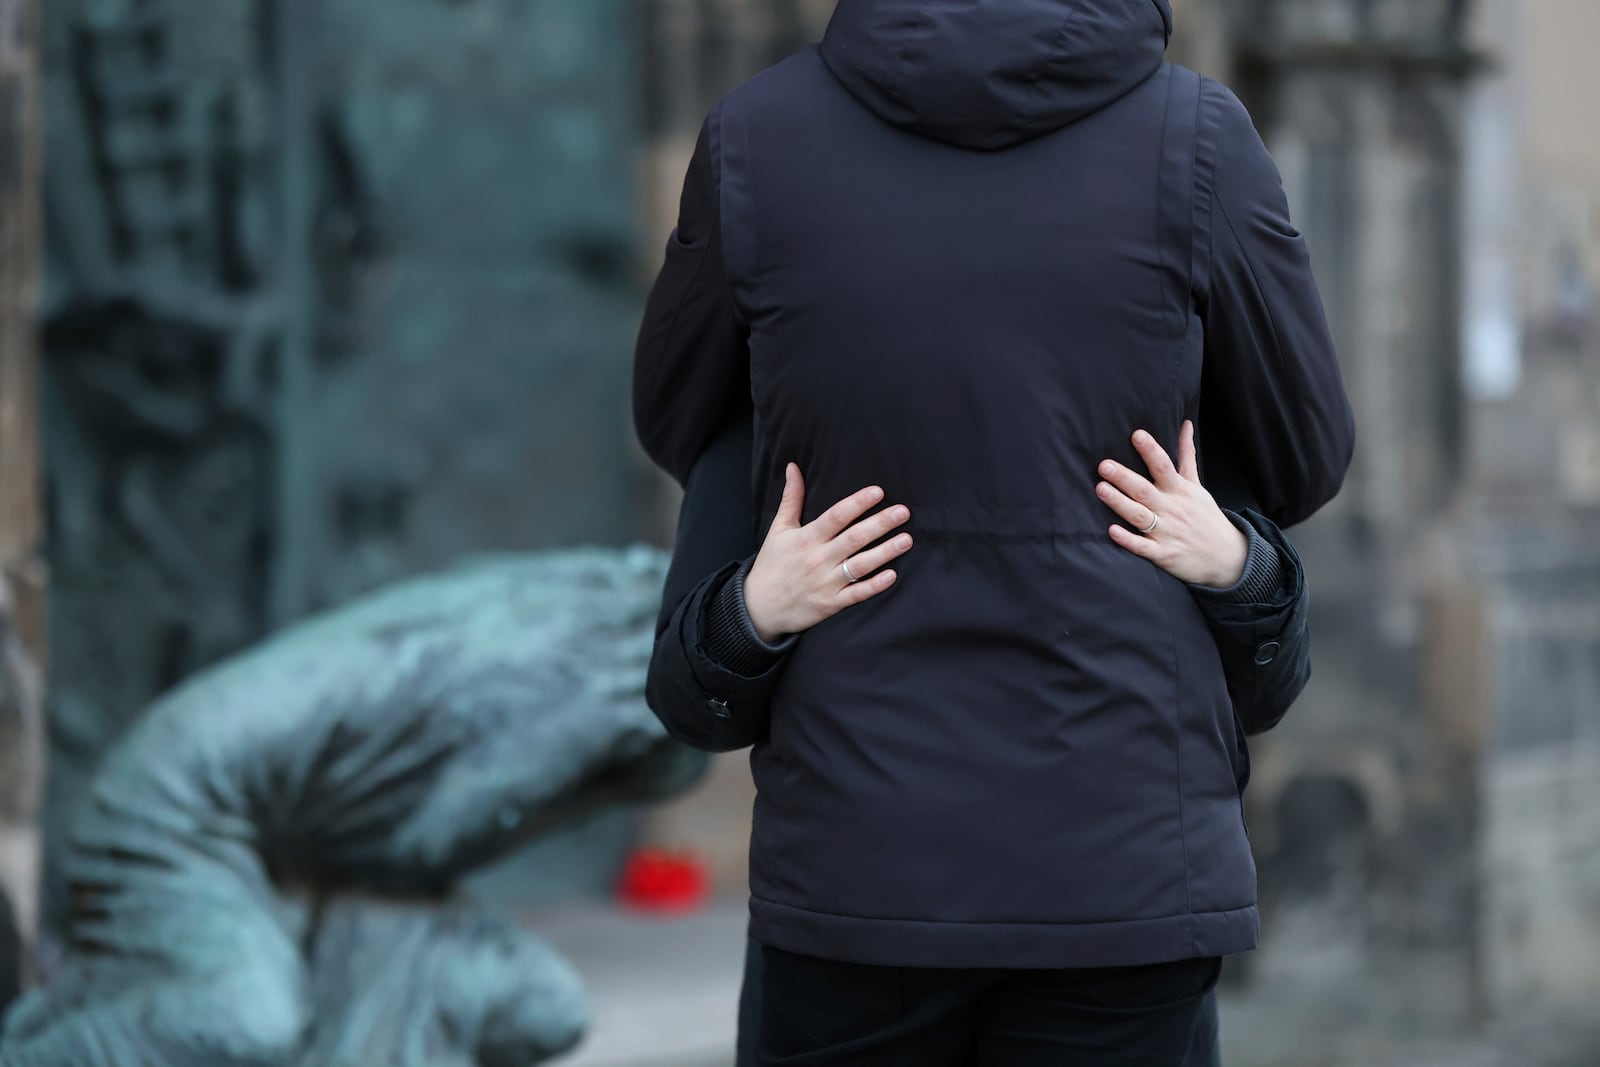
1100, 461, 1117, 476
893, 506, 910, 521
897, 534, 913, 548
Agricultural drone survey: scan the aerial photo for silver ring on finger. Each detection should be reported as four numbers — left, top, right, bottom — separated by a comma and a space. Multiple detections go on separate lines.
1139, 513, 1160, 536
841, 560, 862, 583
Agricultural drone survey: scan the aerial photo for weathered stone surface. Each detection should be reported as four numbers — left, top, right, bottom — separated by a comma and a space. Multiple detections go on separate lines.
0, 547, 706, 1067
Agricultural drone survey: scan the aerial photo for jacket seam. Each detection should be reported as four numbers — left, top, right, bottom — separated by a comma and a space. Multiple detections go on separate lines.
707, 105, 751, 330
1154, 65, 1178, 346
1160, 65, 1199, 414
718, 101, 761, 325
912, 530, 1114, 544
1151, 563, 1197, 950
750, 893, 1252, 927
1192, 78, 1222, 308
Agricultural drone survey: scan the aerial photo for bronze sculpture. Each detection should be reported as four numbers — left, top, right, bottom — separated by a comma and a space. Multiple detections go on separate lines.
1, 548, 705, 1066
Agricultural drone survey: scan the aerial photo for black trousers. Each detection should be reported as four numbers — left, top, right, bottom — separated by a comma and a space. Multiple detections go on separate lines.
747, 943, 1221, 1067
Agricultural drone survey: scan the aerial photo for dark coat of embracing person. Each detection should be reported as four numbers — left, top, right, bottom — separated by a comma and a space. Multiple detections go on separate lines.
633, 0, 1355, 1063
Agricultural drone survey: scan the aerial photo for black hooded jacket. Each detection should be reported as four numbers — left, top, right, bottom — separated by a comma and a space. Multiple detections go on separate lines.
635, 0, 1353, 969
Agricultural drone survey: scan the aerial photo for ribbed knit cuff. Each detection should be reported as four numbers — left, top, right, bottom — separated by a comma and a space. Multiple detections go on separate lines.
1188, 512, 1285, 605
700, 558, 798, 678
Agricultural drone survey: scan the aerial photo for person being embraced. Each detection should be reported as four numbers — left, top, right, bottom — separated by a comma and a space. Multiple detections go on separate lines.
635, 0, 1354, 1061
646, 417, 1311, 1067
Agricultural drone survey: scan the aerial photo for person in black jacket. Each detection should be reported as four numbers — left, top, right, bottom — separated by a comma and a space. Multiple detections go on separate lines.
636, 0, 1353, 1061
649, 417, 1311, 1067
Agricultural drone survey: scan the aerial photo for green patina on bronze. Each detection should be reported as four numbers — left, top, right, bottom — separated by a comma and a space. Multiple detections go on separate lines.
1, 547, 706, 1066
39, 0, 647, 927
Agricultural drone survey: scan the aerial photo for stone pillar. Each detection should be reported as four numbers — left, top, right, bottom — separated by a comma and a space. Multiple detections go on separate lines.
0, 0, 45, 979
1168, 0, 1240, 81
1235, 0, 1480, 641
1233, 0, 1489, 1025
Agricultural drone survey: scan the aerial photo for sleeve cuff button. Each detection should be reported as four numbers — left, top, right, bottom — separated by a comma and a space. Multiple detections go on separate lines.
1253, 641, 1282, 666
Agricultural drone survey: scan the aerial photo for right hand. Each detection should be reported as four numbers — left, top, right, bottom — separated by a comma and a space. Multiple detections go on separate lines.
743, 464, 913, 644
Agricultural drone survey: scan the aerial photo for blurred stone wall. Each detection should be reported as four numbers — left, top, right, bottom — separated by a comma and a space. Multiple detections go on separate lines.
1229, 0, 1484, 1020
1230, 0, 1600, 1027
1466, 0, 1600, 1015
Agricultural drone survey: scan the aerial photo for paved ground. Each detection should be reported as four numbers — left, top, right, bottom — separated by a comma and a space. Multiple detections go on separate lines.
535, 899, 1600, 1067
534, 900, 747, 1067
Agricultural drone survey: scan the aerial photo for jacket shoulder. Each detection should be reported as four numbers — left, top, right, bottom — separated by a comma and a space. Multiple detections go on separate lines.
719, 46, 832, 121
1191, 72, 1270, 154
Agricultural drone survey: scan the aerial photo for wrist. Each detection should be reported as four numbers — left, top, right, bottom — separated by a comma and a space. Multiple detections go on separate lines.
741, 569, 790, 644
749, 614, 789, 645
1203, 524, 1251, 590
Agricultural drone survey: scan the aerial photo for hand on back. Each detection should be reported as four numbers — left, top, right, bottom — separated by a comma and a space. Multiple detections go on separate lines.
1096, 421, 1249, 589
746, 421, 1248, 643
742, 464, 913, 644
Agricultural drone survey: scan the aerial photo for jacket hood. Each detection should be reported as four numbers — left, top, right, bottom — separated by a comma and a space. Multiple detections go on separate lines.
820, 0, 1173, 150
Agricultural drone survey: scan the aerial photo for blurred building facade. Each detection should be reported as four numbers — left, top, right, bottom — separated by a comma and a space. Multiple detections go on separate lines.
1467, 0, 1600, 1016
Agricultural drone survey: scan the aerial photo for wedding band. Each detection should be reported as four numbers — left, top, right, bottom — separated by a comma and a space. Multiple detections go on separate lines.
841, 560, 861, 583
1139, 514, 1160, 535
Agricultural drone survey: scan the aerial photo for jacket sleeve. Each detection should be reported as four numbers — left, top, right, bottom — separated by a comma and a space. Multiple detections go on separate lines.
1190, 508, 1311, 737
634, 111, 751, 487
1197, 81, 1357, 529
646, 416, 788, 753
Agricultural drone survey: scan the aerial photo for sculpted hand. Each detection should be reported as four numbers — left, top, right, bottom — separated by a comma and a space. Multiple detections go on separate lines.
743, 464, 913, 643
1097, 421, 1249, 589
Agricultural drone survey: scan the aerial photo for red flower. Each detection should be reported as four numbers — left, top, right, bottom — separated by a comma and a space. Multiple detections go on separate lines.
616, 847, 712, 915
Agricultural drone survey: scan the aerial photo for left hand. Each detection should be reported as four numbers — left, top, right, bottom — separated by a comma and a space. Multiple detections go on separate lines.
1096, 421, 1249, 589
